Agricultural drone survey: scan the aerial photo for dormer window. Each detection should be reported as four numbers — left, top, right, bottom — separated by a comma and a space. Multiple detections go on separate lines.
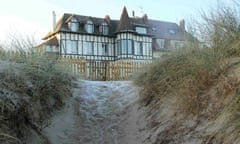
136, 27, 147, 34
85, 20, 94, 33
152, 27, 157, 31
70, 18, 79, 32
168, 29, 176, 35
100, 22, 109, 35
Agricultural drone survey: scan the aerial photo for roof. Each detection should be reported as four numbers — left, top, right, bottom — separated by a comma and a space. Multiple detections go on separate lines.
40, 36, 59, 46
148, 19, 186, 41
43, 7, 187, 41
118, 6, 133, 31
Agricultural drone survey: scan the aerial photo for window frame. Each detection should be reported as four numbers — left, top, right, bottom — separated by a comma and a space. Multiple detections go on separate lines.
135, 27, 147, 34
66, 40, 78, 54
156, 39, 165, 49
85, 41, 94, 55
101, 43, 108, 56
134, 41, 143, 55
85, 20, 94, 33
69, 18, 79, 32
71, 40, 78, 54
100, 22, 109, 35
118, 39, 133, 55
70, 22, 79, 32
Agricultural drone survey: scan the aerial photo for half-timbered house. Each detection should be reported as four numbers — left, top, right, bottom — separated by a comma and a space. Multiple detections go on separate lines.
40, 6, 189, 60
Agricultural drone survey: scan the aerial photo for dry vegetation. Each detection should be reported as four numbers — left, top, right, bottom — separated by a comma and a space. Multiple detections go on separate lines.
0, 48, 73, 144
135, 1, 240, 143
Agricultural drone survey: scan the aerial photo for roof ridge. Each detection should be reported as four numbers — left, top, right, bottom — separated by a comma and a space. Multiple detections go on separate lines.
148, 19, 178, 25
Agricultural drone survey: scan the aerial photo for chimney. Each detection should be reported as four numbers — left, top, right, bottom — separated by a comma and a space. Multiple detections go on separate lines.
104, 15, 111, 23
52, 11, 56, 31
132, 11, 135, 17
179, 19, 185, 31
143, 14, 148, 24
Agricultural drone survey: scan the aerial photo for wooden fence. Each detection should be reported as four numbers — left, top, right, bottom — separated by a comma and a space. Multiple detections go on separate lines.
0, 51, 151, 80
58, 57, 151, 81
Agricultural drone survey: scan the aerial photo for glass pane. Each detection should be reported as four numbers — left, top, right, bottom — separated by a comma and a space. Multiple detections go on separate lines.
85, 21, 94, 33
46, 45, 51, 52
134, 41, 143, 55
83, 42, 88, 55
87, 42, 93, 55
78, 41, 82, 54
121, 40, 127, 54
71, 22, 78, 32
66, 40, 72, 53
127, 40, 132, 54
71, 41, 77, 54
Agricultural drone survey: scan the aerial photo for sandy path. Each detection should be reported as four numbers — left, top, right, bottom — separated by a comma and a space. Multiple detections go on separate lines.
42, 79, 149, 144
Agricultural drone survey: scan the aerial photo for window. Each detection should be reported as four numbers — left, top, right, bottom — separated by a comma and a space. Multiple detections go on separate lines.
83, 41, 94, 55
168, 29, 176, 35
175, 41, 184, 49
71, 41, 78, 54
127, 40, 132, 54
70, 18, 79, 32
152, 27, 157, 31
136, 27, 147, 34
61, 40, 66, 54
118, 39, 132, 54
102, 43, 108, 55
66, 40, 77, 54
100, 22, 109, 35
117, 40, 121, 55
70, 22, 79, 32
156, 39, 165, 48
134, 41, 143, 55
121, 40, 127, 54
46, 45, 52, 52
78, 41, 82, 54
46, 46, 58, 52
52, 46, 58, 52
85, 20, 94, 33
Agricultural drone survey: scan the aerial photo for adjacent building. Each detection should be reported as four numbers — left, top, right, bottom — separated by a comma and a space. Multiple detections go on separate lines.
39, 7, 189, 61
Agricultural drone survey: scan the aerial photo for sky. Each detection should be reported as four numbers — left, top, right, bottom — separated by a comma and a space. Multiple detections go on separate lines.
0, 0, 231, 44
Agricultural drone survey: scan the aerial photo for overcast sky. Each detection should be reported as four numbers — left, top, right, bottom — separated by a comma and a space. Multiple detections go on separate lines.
0, 0, 232, 43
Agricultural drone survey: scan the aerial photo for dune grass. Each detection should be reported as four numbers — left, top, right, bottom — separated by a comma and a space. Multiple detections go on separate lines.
0, 49, 73, 143
135, 1, 240, 143
135, 37, 240, 144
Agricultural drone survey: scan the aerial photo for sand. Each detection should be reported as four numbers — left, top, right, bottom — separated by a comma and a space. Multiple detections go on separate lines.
40, 79, 150, 144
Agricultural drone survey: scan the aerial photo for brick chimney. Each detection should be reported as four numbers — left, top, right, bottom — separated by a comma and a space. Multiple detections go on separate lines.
104, 15, 111, 23
179, 19, 185, 31
143, 14, 148, 24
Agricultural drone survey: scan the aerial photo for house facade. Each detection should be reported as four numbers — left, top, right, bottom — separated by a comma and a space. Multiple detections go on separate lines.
40, 7, 188, 61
